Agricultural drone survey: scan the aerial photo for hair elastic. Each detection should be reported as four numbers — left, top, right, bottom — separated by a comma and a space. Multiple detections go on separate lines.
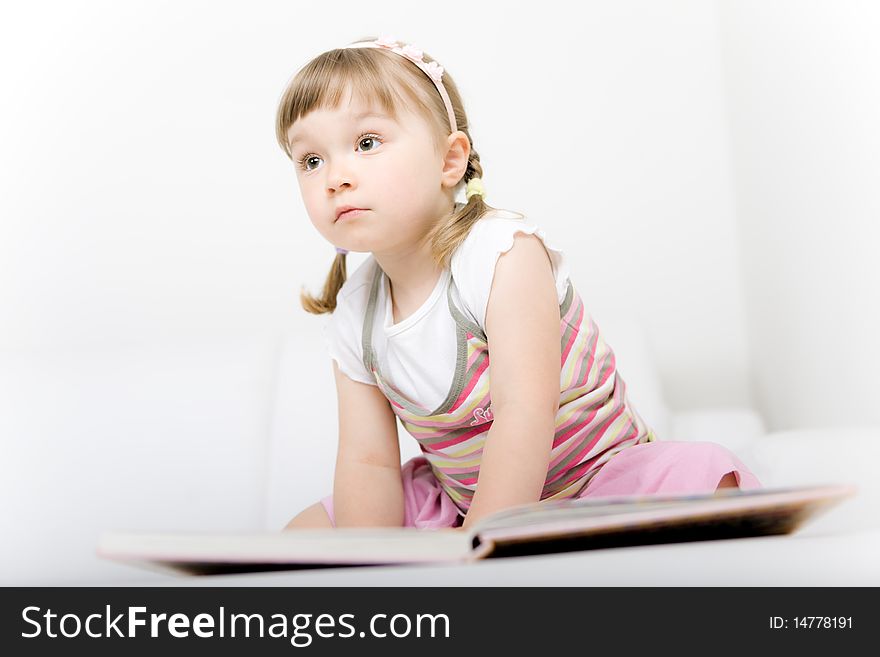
465, 177, 485, 200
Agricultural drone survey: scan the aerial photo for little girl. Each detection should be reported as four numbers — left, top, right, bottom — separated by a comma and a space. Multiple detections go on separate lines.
277, 34, 761, 531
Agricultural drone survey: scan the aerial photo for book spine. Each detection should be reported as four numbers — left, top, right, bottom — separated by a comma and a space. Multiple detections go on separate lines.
469, 536, 497, 561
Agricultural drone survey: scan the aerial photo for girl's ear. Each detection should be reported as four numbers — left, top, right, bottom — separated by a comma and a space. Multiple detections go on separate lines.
440, 130, 471, 189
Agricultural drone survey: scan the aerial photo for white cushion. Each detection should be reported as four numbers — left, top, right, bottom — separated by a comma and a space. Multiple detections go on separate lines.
0, 336, 278, 584
598, 318, 671, 441
264, 329, 341, 530
669, 408, 766, 467
749, 427, 880, 534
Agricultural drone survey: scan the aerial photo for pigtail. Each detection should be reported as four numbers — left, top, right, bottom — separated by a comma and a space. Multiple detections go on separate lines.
300, 251, 347, 314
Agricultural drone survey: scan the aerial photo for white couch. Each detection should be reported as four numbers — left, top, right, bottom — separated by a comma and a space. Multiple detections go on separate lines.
2, 321, 878, 585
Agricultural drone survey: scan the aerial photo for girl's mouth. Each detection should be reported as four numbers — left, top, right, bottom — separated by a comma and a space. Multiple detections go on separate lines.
337, 208, 368, 221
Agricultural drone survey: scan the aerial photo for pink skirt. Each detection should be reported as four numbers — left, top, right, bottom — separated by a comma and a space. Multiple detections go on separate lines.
319, 440, 763, 530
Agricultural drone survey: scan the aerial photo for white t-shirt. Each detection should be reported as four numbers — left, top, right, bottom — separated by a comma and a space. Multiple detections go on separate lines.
322, 208, 571, 410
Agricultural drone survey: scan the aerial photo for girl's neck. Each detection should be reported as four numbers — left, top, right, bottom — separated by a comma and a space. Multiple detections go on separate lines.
373, 198, 457, 322
374, 246, 444, 325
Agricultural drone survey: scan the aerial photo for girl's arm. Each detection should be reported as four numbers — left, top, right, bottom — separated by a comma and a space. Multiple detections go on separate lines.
462, 232, 562, 530
330, 360, 405, 527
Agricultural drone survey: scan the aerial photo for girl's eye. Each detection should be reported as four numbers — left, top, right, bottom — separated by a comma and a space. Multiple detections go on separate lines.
297, 133, 383, 172
357, 133, 382, 152
300, 155, 321, 172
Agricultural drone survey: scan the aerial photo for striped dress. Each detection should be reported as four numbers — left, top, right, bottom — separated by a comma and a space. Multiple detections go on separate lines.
359, 259, 657, 515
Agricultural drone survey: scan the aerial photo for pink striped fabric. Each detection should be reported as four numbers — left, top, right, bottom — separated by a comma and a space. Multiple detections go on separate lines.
357, 260, 658, 517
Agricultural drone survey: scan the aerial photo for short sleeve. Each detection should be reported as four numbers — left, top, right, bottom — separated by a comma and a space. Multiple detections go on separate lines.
322, 270, 377, 387
450, 213, 571, 331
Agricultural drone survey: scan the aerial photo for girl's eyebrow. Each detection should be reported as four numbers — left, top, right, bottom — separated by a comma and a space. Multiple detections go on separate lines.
289, 111, 394, 146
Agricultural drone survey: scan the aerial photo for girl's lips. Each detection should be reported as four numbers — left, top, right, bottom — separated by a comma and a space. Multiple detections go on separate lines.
337, 208, 368, 221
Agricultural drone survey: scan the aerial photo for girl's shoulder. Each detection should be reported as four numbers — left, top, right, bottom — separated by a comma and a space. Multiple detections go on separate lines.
452, 206, 568, 270
323, 256, 378, 386
451, 208, 571, 330
452, 207, 530, 256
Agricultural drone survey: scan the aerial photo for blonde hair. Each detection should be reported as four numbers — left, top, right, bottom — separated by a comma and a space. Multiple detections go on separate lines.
275, 35, 499, 315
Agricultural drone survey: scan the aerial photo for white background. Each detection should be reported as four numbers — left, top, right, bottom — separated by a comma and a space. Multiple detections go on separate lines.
3, 0, 878, 422
1, 0, 878, 582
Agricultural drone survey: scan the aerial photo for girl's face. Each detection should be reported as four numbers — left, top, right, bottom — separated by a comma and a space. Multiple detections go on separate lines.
287, 87, 454, 255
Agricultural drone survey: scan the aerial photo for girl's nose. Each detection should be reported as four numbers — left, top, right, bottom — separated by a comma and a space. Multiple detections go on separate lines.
328, 178, 352, 193
326, 160, 355, 194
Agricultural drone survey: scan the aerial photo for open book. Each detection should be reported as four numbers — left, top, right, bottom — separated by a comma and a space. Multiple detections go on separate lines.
98, 483, 857, 576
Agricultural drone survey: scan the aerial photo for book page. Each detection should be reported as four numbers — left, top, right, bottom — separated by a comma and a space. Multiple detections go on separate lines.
472, 484, 856, 535
474, 493, 852, 559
